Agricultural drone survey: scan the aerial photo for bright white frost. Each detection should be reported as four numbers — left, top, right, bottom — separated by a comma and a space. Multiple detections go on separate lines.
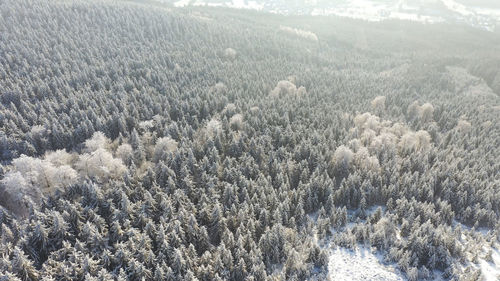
75, 148, 126, 182
115, 143, 133, 161
11, 154, 77, 191
224, 48, 237, 61
371, 95, 386, 113
456, 119, 472, 133
76, 132, 127, 181
332, 145, 354, 170
206, 118, 222, 137
1, 152, 79, 216
407, 101, 434, 123
153, 137, 178, 162
1, 131, 129, 216
83, 131, 111, 152
270, 80, 307, 98
212, 82, 228, 94
44, 149, 75, 166
279, 25, 318, 42
230, 113, 244, 131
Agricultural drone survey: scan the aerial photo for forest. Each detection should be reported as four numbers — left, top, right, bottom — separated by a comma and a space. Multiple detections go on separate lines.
0, 0, 499, 280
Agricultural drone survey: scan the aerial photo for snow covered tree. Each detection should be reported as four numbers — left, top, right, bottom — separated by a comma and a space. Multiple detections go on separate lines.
153, 137, 178, 162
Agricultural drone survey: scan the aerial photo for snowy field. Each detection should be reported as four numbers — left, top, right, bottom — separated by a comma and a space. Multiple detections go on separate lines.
174, 0, 263, 10
168, 0, 500, 30
478, 246, 500, 281
328, 247, 405, 281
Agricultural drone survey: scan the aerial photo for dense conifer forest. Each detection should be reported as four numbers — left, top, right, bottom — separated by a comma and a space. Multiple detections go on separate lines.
0, 0, 499, 280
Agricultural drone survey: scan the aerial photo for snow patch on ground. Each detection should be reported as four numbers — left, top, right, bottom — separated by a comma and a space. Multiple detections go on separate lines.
478, 246, 500, 281
173, 0, 190, 7
441, 0, 474, 16
328, 247, 405, 281
310, 0, 445, 24
229, 0, 264, 10
474, 7, 500, 18
451, 220, 500, 280
440, 0, 500, 18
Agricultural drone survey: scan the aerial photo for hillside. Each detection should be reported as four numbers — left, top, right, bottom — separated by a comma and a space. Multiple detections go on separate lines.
0, 0, 499, 280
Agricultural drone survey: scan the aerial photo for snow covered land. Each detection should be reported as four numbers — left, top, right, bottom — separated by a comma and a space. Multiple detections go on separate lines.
328, 247, 405, 281
167, 0, 500, 30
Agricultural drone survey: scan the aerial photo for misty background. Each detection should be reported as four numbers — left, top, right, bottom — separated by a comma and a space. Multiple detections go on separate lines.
154, 0, 500, 31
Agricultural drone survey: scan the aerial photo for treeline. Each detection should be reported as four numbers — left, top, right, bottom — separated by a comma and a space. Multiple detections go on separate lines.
0, 0, 499, 280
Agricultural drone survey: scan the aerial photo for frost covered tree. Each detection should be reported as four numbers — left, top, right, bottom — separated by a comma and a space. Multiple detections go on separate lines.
331, 145, 354, 178
83, 132, 111, 153
115, 143, 133, 163
153, 137, 178, 162
419, 103, 434, 123
270, 80, 298, 98
456, 119, 472, 133
0, 171, 36, 216
76, 148, 127, 182
398, 130, 431, 154
229, 114, 244, 131
2, 153, 78, 206
371, 95, 386, 113
0, 1, 498, 280
224, 48, 237, 61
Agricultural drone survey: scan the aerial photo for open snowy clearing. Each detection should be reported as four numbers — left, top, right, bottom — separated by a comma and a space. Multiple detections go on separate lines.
328, 247, 405, 281
478, 246, 500, 281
